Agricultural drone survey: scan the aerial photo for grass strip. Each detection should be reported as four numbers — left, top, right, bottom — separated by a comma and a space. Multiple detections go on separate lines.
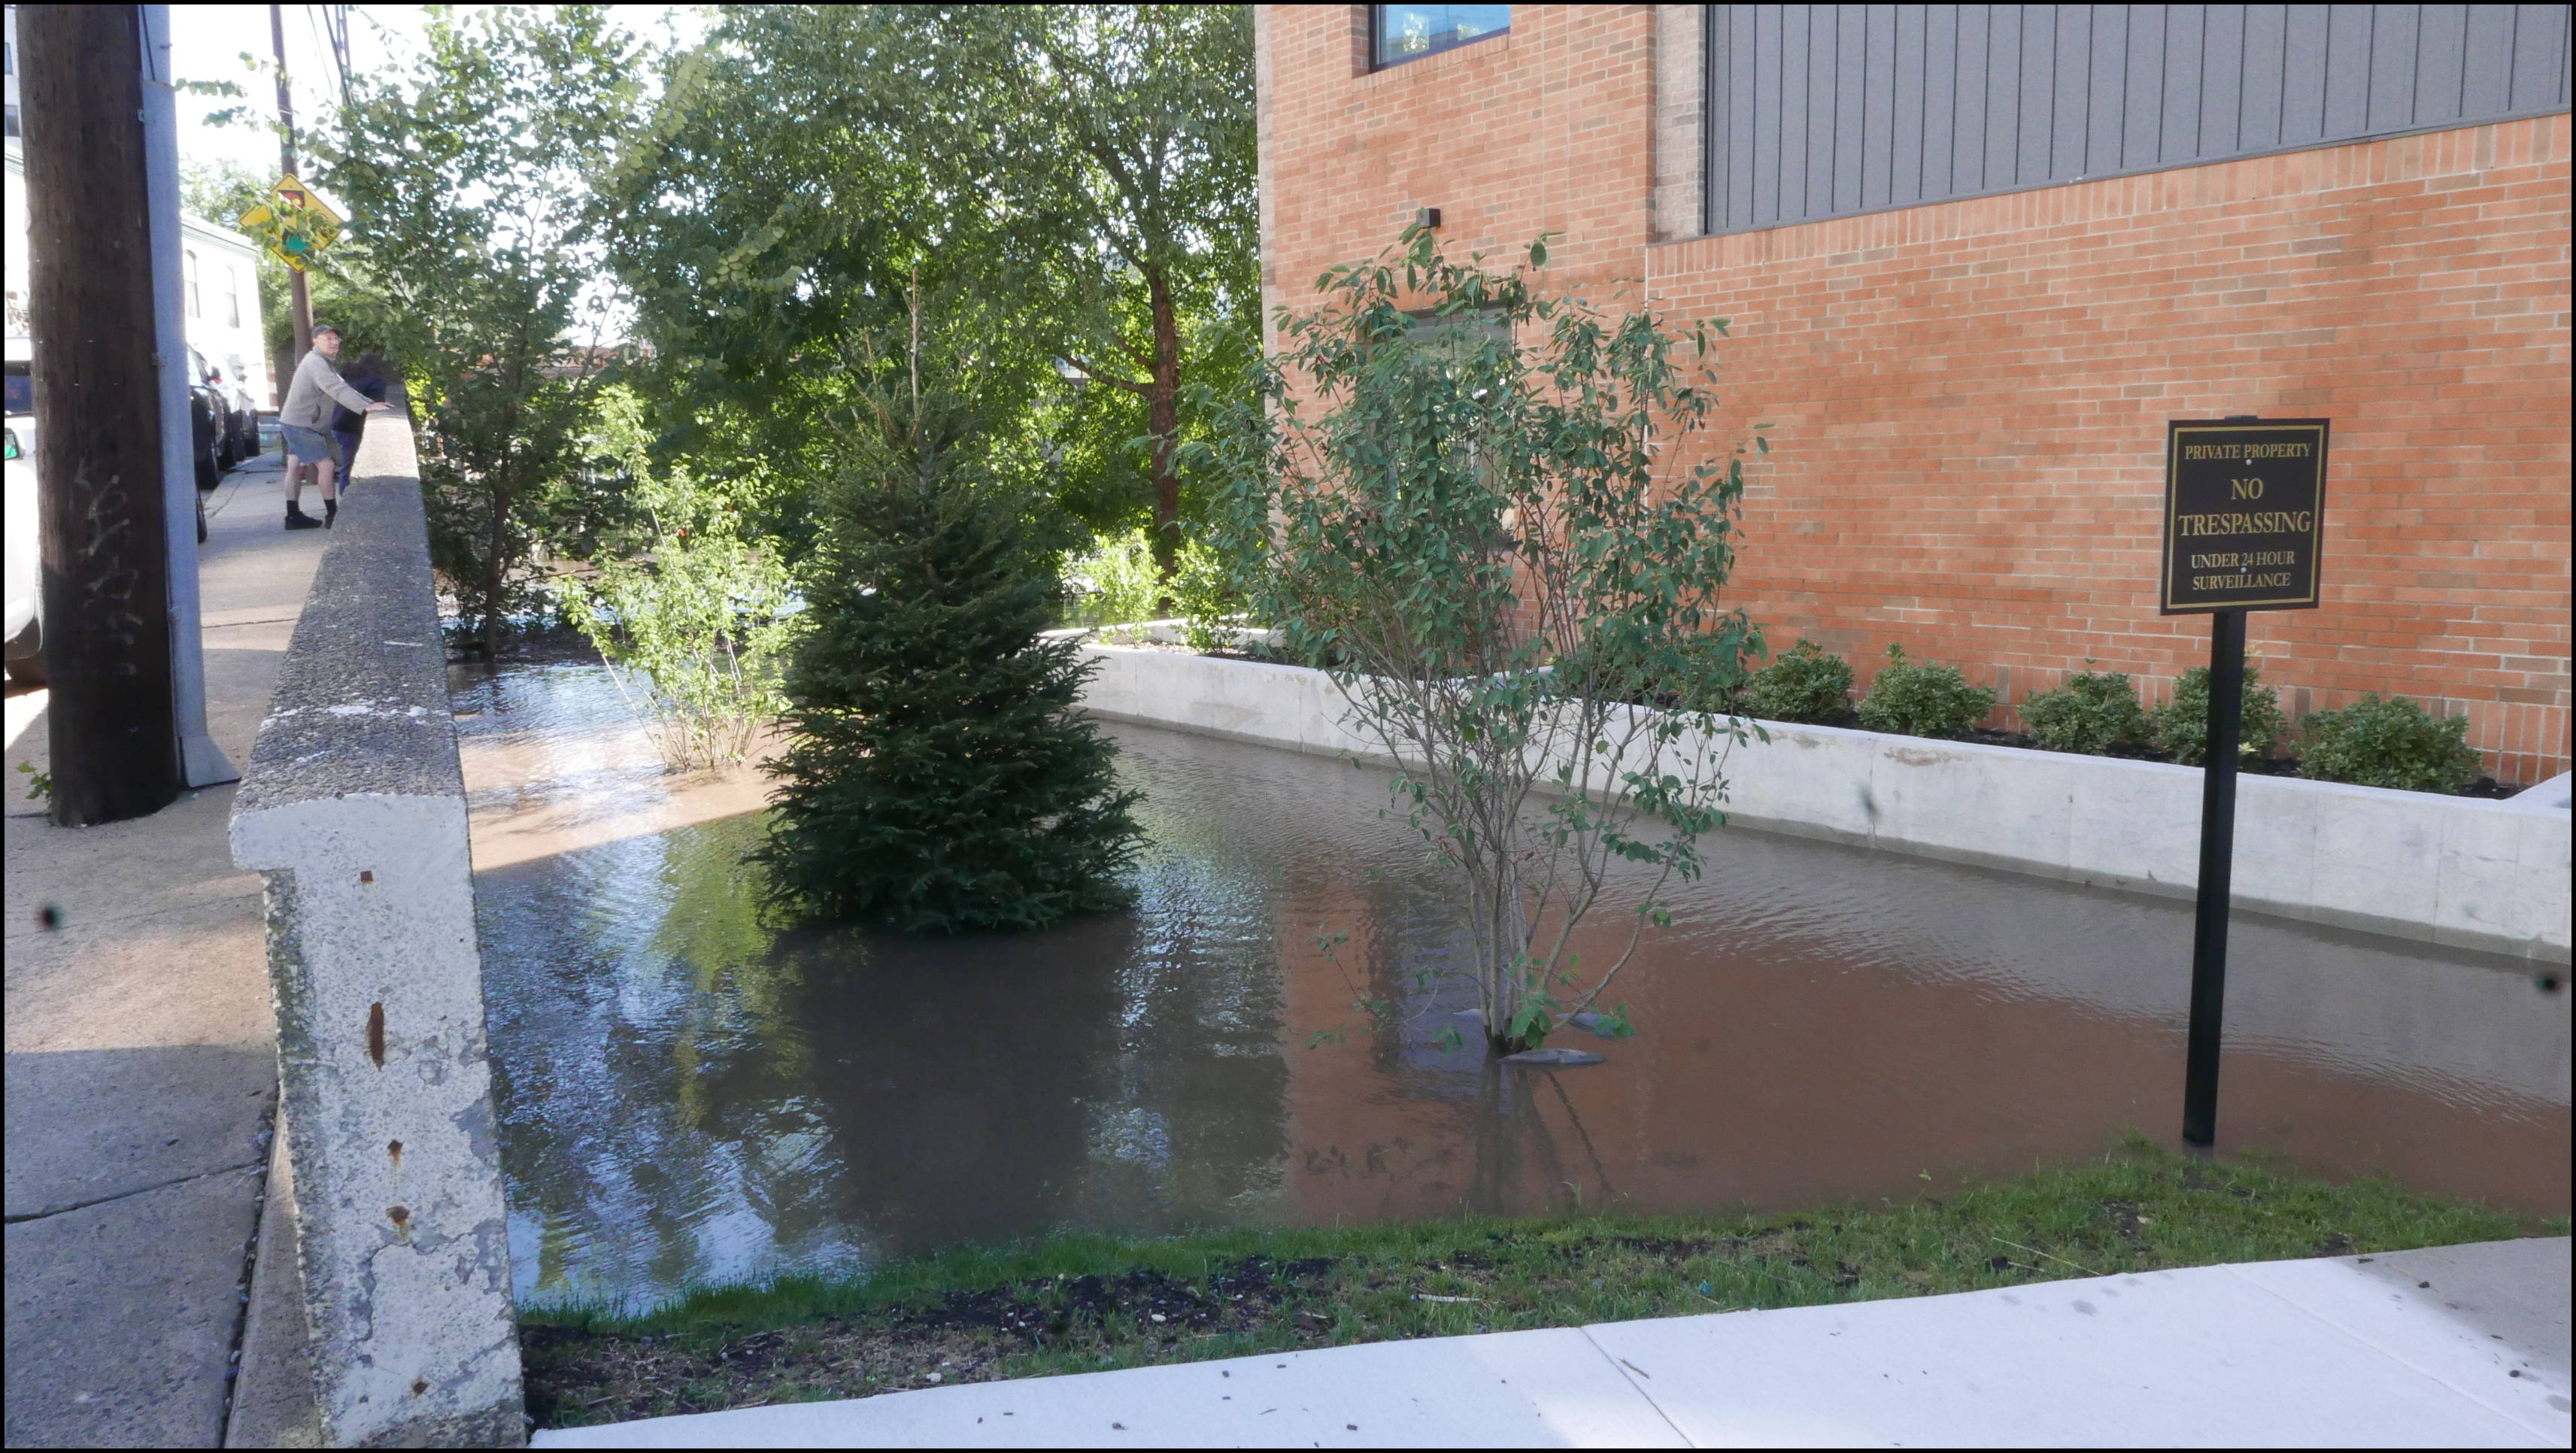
519, 1136, 2561, 1428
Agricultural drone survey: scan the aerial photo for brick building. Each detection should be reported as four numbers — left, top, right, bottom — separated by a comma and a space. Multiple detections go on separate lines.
1253, 5, 2573, 783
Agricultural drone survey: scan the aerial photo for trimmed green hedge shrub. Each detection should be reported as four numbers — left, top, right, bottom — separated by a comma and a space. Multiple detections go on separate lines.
2020, 669, 2150, 754
1740, 638, 1852, 723
1855, 645, 1995, 739
2149, 664, 2286, 766
2296, 693, 2482, 793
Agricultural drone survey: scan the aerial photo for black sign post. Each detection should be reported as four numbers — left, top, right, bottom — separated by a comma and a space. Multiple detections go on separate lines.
2159, 416, 2329, 1148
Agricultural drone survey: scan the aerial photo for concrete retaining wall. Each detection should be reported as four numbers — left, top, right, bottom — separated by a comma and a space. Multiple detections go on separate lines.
1076, 644, 2572, 963
230, 411, 524, 1447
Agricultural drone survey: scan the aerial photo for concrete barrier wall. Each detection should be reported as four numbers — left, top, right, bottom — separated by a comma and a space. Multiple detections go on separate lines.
1077, 644, 2572, 963
230, 411, 524, 1447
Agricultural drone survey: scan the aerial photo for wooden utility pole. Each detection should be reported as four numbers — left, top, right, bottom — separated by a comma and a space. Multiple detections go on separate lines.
20, 5, 181, 825
272, 3, 314, 365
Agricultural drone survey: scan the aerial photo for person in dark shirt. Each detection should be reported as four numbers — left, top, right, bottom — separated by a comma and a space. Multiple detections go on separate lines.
331, 352, 392, 481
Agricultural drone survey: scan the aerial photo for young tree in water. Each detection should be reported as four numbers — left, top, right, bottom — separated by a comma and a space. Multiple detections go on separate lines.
1213, 228, 1765, 1057
323, 6, 643, 656
760, 293, 1143, 933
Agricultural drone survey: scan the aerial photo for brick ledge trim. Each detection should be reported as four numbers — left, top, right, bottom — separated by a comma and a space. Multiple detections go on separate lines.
1650, 113, 2571, 275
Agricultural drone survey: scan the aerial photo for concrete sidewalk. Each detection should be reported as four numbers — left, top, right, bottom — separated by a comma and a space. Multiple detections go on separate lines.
538, 1237, 2570, 1449
4, 454, 326, 1447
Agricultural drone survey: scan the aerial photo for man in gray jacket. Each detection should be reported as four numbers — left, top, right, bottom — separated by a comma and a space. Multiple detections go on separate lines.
278, 323, 388, 529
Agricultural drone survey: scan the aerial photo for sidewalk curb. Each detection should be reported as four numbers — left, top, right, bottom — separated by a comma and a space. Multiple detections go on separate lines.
224, 1105, 321, 1448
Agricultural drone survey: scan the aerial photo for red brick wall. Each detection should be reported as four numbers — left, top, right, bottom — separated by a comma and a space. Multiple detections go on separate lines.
1260, 6, 2573, 784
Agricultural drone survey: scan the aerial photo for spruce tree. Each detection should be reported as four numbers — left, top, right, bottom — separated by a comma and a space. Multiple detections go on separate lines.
760, 387, 1142, 933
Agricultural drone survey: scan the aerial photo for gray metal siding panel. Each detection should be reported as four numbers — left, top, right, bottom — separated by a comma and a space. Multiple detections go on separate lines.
1990, 5, 2028, 187
2508, 3, 2567, 111
2280, 4, 2330, 144
2016, 5, 2053, 184
1716, 5, 1754, 232
1893, 5, 1928, 205
2051, 5, 2092, 180
2087, 5, 2129, 173
1953, 4, 1989, 196
2201, 5, 2248, 156
2460, 6, 2517, 117
2365, 4, 2417, 135
2241, 5, 2287, 150
2412, 3, 2467, 127
1746, 5, 1779, 229
2161, 5, 2204, 163
1834, 4, 1867, 215
1704, 3, 2571, 237
2124, 5, 2164, 168
1863, 4, 1898, 210
1923, 4, 1958, 198
2321, 6, 2372, 137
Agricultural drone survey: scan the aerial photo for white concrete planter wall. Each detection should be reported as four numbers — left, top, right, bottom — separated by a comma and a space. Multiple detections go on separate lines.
231, 410, 523, 1447
1076, 643, 2572, 963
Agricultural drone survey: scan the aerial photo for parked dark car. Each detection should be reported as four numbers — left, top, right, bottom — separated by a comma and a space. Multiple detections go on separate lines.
185, 346, 231, 485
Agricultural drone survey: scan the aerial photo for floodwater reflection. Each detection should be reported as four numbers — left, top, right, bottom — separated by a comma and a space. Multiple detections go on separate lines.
467, 664, 2571, 1312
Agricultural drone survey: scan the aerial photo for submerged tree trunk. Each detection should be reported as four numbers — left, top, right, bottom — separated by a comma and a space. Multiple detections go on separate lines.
1145, 265, 1182, 586
481, 347, 532, 660
1485, 866, 1536, 1054
481, 476, 513, 660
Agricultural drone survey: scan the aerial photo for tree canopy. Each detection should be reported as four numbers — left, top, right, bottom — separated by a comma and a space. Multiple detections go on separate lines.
600, 4, 1258, 562
321, 4, 645, 653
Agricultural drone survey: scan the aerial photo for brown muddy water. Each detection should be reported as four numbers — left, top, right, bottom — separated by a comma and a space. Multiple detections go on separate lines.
454, 659, 2571, 1312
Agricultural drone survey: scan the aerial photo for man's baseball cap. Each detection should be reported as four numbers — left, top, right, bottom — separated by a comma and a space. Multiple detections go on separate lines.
311, 323, 341, 338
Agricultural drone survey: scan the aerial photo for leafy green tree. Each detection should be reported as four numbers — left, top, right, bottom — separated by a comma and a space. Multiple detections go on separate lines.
1215, 229, 1761, 1056
599, 5, 1256, 567
320, 5, 645, 655
594, 6, 1006, 557
760, 307, 1143, 933
957, 5, 1258, 575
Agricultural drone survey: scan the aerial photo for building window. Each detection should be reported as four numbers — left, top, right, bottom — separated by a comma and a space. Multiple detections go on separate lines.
220, 263, 240, 328
183, 248, 200, 319
1373, 4, 1509, 68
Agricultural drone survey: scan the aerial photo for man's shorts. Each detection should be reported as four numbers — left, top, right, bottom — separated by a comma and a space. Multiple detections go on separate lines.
281, 423, 334, 466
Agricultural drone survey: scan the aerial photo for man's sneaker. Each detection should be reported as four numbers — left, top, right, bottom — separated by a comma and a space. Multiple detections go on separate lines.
324, 498, 338, 528
285, 504, 323, 531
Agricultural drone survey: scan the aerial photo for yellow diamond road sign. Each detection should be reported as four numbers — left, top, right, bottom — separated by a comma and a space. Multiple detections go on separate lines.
235, 174, 344, 273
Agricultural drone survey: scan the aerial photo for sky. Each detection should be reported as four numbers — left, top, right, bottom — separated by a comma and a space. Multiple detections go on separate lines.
167, 5, 708, 207
167, 4, 422, 199
164, 5, 710, 341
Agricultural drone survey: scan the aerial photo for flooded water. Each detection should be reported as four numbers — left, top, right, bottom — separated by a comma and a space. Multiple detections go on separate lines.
457, 658, 2571, 1312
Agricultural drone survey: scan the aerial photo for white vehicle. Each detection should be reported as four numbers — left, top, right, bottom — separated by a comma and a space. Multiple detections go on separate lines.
4, 418, 41, 685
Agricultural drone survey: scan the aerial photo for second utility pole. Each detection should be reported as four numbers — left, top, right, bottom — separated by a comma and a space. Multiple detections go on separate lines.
272, 3, 313, 366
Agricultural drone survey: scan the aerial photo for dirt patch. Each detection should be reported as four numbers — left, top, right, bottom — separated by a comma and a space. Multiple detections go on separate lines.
523, 1257, 1346, 1428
